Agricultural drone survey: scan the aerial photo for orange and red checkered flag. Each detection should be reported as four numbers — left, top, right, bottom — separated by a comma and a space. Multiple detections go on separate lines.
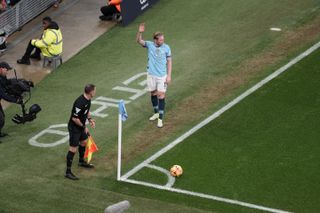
84, 135, 99, 163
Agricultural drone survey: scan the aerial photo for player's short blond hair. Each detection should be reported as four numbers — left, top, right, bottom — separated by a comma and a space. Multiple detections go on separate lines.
153, 32, 164, 40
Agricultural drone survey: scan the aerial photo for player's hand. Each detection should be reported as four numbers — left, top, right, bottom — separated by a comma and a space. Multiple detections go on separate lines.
89, 119, 96, 128
166, 75, 171, 85
139, 23, 145, 33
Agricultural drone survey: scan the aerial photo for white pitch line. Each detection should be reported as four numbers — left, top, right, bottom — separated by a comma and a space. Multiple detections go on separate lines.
145, 164, 175, 188
121, 178, 292, 213
121, 40, 320, 180
120, 41, 320, 212
270, 28, 282, 31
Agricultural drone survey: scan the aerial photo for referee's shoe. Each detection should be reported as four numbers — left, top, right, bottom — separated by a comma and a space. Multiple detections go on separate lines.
78, 161, 94, 168
65, 172, 79, 180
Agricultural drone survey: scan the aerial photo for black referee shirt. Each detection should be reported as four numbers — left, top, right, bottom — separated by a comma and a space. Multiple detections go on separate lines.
68, 94, 91, 130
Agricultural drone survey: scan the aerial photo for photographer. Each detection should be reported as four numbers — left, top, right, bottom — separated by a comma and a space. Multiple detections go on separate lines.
0, 62, 22, 141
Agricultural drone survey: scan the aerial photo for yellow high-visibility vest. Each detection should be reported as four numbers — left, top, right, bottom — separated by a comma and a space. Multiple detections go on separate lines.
32, 28, 63, 57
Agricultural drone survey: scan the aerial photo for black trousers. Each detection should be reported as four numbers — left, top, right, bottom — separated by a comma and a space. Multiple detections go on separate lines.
23, 40, 41, 59
100, 5, 119, 17
0, 104, 5, 134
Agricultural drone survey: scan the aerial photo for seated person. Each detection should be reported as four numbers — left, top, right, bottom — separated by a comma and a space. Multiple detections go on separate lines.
0, 29, 7, 53
17, 17, 63, 65
99, 0, 122, 21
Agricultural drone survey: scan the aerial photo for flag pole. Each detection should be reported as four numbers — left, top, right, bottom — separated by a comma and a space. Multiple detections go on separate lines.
117, 100, 127, 181
117, 112, 122, 181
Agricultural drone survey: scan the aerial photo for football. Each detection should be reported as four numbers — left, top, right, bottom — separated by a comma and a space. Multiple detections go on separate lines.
170, 165, 183, 177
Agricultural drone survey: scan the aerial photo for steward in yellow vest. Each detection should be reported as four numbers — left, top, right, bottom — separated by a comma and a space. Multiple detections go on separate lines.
32, 21, 63, 57
17, 17, 63, 65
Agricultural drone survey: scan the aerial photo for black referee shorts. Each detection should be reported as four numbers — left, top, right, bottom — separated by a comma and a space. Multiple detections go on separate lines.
68, 124, 88, 147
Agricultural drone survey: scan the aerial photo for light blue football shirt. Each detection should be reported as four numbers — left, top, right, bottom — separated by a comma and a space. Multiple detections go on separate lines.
144, 41, 172, 77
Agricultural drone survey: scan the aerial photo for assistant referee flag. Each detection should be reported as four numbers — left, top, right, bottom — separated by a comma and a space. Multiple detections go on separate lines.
84, 135, 98, 163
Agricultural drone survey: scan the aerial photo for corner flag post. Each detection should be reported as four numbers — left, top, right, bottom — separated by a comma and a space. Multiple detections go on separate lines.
117, 100, 128, 181
117, 112, 122, 181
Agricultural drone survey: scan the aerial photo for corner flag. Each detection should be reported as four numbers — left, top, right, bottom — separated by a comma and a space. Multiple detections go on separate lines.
119, 100, 128, 121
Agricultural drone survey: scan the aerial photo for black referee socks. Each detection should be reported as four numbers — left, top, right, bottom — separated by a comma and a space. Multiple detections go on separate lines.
78, 145, 85, 163
66, 151, 75, 174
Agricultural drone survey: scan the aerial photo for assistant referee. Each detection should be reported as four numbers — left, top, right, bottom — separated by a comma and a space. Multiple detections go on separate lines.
65, 84, 96, 180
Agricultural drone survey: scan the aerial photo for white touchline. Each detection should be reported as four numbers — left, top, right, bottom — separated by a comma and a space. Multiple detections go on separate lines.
121, 179, 292, 213
119, 41, 320, 212
121, 41, 320, 180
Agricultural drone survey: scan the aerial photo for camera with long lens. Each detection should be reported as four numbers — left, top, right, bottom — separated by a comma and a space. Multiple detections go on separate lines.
6, 70, 41, 124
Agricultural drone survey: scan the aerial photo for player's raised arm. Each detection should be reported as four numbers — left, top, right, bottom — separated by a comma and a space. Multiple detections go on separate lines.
136, 23, 146, 47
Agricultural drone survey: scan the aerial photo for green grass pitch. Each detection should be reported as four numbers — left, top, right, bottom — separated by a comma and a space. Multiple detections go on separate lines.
1, 0, 320, 212
126, 43, 320, 213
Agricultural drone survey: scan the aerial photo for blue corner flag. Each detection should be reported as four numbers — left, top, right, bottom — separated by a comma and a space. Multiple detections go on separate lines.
119, 100, 128, 121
